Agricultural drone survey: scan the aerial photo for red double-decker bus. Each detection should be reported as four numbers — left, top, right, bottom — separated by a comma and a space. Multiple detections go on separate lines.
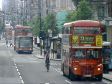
14, 25, 33, 54
61, 20, 103, 81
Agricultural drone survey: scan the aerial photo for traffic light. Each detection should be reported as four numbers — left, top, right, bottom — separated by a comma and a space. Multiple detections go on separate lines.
39, 31, 46, 40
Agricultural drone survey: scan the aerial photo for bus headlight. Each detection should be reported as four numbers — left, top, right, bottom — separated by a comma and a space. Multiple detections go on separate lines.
98, 68, 101, 71
74, 67, 77, 71
97, 64, 102, 71
97, 64, 102, 67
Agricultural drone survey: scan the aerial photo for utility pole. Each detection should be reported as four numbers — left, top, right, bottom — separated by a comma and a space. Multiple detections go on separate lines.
38, 0, 42, 55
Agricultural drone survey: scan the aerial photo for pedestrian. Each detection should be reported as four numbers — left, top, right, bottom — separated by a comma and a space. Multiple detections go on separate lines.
45, 50, 50, 72
6, 40, 8, 47
102, 47, 111, 73
57, 48, 61, 59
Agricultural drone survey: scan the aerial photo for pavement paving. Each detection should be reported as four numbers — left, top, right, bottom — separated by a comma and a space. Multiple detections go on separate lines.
103, 72, 112, 82
35, 52, 61, 61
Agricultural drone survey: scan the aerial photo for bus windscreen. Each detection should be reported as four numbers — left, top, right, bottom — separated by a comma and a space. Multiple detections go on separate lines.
72, 49, 100, 59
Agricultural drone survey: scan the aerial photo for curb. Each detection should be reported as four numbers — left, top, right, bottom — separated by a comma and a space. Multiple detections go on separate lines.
103, 77, 112, 82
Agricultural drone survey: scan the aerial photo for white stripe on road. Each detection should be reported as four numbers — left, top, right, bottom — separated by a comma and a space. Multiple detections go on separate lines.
8, 51, 24, 84
18, 71, 21, 76
15, 63, 24, 84
45, 83, 50, 84
65, 80, 72, 84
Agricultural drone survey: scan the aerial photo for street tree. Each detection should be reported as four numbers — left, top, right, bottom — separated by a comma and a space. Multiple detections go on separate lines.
76, 0, 93, 20
66, 0, 93, 21
44, 13, 58, 37
28, 16, 41, 36
72, 0, 90, 6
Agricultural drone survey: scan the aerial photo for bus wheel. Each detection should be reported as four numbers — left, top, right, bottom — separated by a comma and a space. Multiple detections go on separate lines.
69, 69, 74, 81
96, 74, 102, 81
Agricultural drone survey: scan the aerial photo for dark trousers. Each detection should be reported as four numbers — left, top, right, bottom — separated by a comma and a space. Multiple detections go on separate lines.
103, 64, 109, 73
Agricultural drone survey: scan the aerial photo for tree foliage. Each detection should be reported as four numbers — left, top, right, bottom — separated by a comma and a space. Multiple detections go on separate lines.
28, 13, 58, 37
72, 0, 90, 6
28, 16, 41, 36
76, 0, 93, 20
44, 13, 58, 36
66, 0, 93, 22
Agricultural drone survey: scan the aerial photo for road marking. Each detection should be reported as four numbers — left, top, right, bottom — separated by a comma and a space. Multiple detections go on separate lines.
15, 64, 24, 84
8, 51, 25, 84
18, 71, 21, 76
65, 80, 72, 84
16, 68, 19, 72
45, 83, 50, 84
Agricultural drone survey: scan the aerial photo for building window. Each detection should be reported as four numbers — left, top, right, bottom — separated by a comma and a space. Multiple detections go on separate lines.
97, 6, 104, 20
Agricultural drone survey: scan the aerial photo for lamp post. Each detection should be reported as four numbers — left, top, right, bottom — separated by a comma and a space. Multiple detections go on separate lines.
44, 29, 52, 51
38, 0, 42, 55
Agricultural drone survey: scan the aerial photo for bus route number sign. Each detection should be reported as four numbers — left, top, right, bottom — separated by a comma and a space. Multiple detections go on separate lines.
80, 36, 95, 44
96, 35, 102, 47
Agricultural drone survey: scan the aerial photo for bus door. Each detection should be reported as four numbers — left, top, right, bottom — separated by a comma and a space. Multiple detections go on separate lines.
62, 49, 70, 75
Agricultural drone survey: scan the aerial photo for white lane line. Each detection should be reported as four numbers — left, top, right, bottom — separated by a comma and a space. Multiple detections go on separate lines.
21, 80, 24, 84
15, 63, 17, 66
65, 80, 72, 84
8, 51, 24, 84
15, 63, 24, 84
16, 68, 19, 72
18, 71, 21, 76
15, 66, 18, 69
19, 75, 22, 80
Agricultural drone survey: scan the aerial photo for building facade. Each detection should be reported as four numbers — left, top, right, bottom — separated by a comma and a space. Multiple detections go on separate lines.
2, 0, 19, 26
2, 0, 74, 25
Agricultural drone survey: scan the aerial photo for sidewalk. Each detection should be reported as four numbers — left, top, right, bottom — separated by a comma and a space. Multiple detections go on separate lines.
35, 53, 62, 61
103, 72, 112, 82
34, 44, 61, 61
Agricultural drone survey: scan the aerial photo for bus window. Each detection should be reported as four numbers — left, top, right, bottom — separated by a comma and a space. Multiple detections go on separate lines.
86, 50, 94, 59
86, 50, 99, 59
73, 49, 85, 59
72, 49, 100, 59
